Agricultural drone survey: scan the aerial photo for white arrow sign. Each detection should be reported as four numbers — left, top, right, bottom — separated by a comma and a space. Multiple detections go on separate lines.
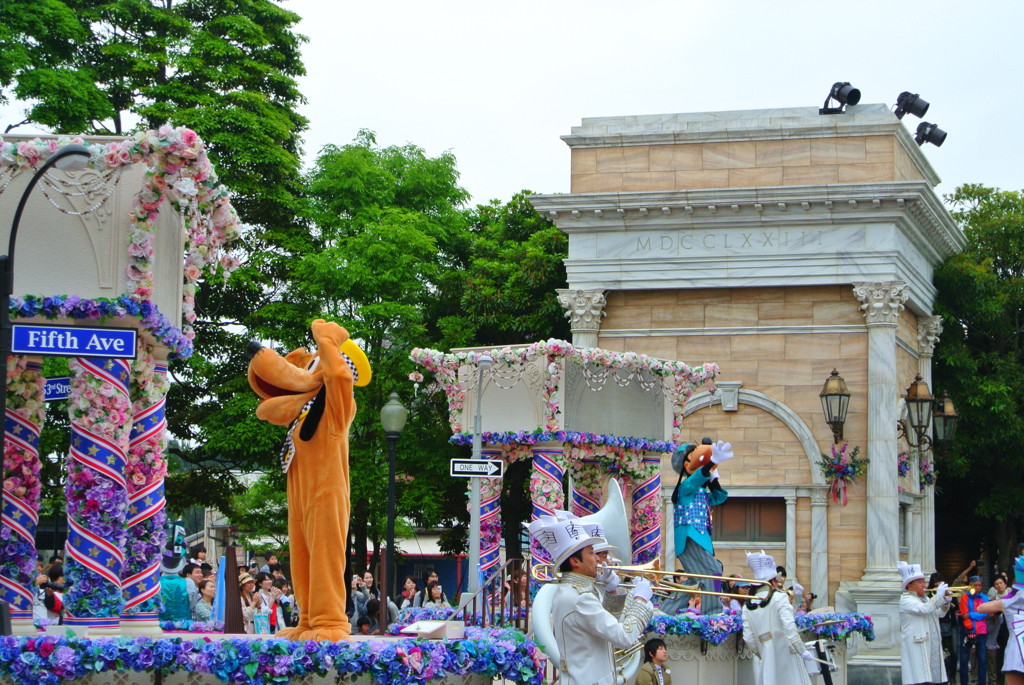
450, 459, 504, 478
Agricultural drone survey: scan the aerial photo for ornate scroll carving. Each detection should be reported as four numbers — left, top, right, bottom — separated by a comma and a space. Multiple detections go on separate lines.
917, 315, 943, 356
556, 288, 607, 336
852, 281, 908, 326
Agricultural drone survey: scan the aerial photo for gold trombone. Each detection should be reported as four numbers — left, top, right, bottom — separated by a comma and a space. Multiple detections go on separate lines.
531, 559, 771, 601
926, 585, 974, 597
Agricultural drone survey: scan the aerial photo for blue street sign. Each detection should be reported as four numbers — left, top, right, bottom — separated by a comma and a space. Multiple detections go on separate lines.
11, 324, 137, 359
43, 377, 71, 402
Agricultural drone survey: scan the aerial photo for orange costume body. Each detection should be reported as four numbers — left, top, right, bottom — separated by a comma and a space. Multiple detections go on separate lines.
247, 319, 366, 641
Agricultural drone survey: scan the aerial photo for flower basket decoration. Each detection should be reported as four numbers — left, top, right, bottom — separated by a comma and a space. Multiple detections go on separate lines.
919, 454, 937, 489
818, 442, 868, 505
897, 450, 911, 478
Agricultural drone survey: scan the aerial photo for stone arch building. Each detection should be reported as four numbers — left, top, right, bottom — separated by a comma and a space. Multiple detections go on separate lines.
530, 103, 963, 683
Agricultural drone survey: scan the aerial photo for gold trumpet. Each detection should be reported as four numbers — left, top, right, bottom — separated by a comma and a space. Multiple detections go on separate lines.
926, 585, 973, 595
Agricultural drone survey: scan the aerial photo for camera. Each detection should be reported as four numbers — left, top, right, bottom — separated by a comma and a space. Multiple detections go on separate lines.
42, 582, 66, 592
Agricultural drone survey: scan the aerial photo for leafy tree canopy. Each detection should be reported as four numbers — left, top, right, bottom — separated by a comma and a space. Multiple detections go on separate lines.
933, 183, 1024, 560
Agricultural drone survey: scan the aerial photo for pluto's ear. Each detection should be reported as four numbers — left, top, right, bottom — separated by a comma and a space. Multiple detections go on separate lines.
298, 387, 326, 442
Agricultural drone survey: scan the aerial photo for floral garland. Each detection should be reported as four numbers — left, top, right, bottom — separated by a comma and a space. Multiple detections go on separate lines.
897, 450, 911, 478
569, 459, 605, 516
919, 454, 937, 488
63, 359, 131, 620
646, 610, 874, 645
159, 619, 225, 632
795, 611, 876, 642
0, 629, 546, 685
410, 340, 718, 439
818, 442, 868, 505
12, 294, 192, 360
1, 129, 241, 339
0, 356, 45, 614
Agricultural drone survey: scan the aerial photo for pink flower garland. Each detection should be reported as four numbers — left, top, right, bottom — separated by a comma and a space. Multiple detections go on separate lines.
0, 129, 242, 340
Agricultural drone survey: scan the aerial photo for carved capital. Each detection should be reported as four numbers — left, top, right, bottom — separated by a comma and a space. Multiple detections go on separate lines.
917, 315, 943, 356
810, 488, 829, 506
556, 288, 607, 333
852, 281, 908, 326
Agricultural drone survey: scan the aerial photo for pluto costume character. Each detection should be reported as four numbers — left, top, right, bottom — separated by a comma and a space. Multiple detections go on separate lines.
247, 319, 371, 641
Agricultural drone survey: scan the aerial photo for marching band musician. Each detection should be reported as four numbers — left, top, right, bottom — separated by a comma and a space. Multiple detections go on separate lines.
974, 555, 1024, 685
898, 560, 951, 685
741, 551, 815, 685
528, 514, 654, 685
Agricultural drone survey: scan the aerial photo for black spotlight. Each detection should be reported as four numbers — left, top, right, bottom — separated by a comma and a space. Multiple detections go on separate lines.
893, 91, 930, 119
820, 82, 862, 115
914, 122, 947, 147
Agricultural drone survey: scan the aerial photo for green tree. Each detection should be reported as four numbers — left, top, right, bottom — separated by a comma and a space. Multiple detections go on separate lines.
933, 183, 1024, 568
0, 0, 312, 508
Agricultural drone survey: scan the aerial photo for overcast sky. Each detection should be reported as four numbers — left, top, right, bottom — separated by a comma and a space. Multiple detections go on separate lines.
2, 1, 1020, 208
290, 0, 1024, 206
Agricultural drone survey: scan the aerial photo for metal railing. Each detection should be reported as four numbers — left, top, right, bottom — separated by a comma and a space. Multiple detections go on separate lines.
451, 558, 530, 633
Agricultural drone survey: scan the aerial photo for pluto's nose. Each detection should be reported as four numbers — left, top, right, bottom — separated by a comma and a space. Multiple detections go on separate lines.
246, 340, 263, 360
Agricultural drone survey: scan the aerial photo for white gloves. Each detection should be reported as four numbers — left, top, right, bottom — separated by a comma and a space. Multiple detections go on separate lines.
801, 650, 816, 662
596, 567, 620, 593
632, 577, 654, 603
711, 440, 734, 465
710, 467, 720, 482
936, 582, 949, 600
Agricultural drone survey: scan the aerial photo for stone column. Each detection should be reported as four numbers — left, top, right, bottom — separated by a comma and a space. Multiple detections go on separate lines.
853, 281, 908, 583
918, 315, 942, 573
810, 488, 829, 610
785, 495, 798, 579
556, 289, 607, 348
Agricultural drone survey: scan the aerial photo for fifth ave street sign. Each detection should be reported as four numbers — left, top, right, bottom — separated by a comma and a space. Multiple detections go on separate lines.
450, 459, 504, 478
12, 324, 137, 359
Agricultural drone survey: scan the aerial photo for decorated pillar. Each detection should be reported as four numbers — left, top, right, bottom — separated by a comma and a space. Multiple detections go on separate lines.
555, 289, 607, 348
478, 448, 503, 584
853, 281, 907, 583
63, 357, 132, 632
120, 344, 170, 634
529, 445, 566, 567
569, 458, 602, 517
629, 453, 661, 564
1, 356, 45, 633
917, 315, 942, 574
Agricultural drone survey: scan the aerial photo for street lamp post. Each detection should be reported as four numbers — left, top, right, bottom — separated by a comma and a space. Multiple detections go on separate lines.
466, 355, 492, 595
379, 391, 407, 630
0, 144, 91, 467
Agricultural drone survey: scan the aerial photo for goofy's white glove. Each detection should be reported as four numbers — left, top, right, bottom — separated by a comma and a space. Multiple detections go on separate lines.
631, 577, 654, 603
711, 440, 734, 465
595, 566, 621, 594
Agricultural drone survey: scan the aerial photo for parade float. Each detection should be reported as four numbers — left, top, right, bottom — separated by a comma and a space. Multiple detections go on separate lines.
411, 342, 874, 684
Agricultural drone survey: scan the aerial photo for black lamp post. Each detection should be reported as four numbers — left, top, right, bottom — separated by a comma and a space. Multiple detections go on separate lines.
0, 144, 91, 464
379, 391, 407, 625
819, 369, 851, 444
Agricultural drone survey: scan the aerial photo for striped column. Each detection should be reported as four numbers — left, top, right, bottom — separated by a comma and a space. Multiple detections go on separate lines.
570, 458, 602, 517
1, 357, 45, 631
629, 454, 662, 564
529, 446, 566, 568
63, 357, 131, 632
478, 448, 503, 584
120, 347, 169, 634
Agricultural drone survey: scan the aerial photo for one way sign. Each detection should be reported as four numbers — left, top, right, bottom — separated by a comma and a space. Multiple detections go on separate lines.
450, 459, 504, 478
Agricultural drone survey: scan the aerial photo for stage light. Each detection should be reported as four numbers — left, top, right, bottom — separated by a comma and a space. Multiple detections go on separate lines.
914, 122, 947, 147
893, 91, 930, 120
819, 82, 861, 115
